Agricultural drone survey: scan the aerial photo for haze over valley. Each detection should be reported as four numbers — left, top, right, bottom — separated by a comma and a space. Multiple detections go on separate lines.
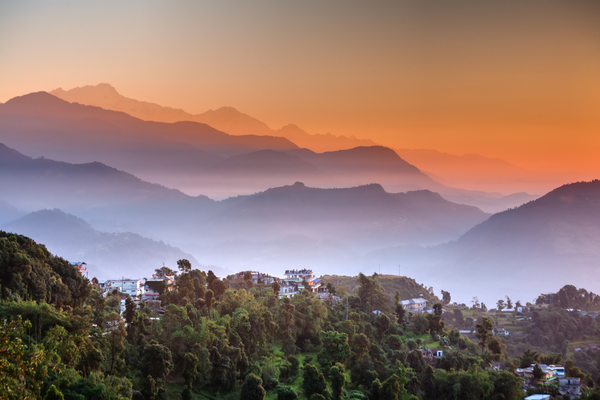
2, 2, 600, 399
0, 87, 598, 306
0, 0, 596, 309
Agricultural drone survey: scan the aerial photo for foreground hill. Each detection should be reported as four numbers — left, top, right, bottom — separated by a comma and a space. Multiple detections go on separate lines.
1, 209, 202, 279
50, 83, 377, 152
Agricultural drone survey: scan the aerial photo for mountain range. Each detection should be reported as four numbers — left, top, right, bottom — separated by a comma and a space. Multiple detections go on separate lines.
50, 83, 554, 196
1, 85, 595, 305
363, 180, 600, 305
50, 83, 377, 152
0, 143, 492, 282
0, 91, 536, 212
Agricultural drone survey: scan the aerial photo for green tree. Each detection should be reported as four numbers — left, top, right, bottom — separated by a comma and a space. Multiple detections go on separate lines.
240, 373, 266, 400
124, 296, 136, 325
318, 331, 351, 369
330, 363, 346, 400
177, 259, 192, 274
395, 303, 406, 324
441, 290, 451, 306
533, 364, 543, 380
475, 316, 494, 355
43, 385, 65, 400
276, 385, 298, 400
453, 309, 464, 326
183, 352, 199, 386
357, 273, 387, 312
302, 364, 329, 399
497, 299, 505, 311
374, 313, 391, 342
205, 289, 214, 313
379, 374, 402, 400
272, 281, 281, 295
427, 303, 444, 336
142, 341, 173, 382
0, 317, 46, 400
105, 312, 127, 374
351, 333, 370, 361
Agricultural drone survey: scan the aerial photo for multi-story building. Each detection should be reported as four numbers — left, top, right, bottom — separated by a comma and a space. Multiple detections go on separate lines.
104, 278, 143, 297
142, 274, 175, 301
279, 269, 322, 298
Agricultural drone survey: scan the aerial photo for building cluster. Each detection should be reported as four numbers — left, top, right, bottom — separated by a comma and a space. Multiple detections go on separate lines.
515, 364, 581, 397
279, 269, 324, 298
93, 268, 330, 304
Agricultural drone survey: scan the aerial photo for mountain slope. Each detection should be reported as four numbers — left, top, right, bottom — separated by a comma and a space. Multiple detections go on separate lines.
365, 181, 600, 306
0, 142, 189, 211
1, 209, 201, 279
395, 148, 556, 194
0, 92, 296, 187
50, 83, 377, 152
209, 182, 489, 248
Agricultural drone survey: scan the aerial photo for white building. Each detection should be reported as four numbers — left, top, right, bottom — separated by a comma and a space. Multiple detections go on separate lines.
104, 278, 143, 297
279, 269, 322, 298
399, 297, 428, 313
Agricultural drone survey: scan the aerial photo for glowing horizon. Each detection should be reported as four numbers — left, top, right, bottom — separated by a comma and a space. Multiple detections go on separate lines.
1, 0, 599, 176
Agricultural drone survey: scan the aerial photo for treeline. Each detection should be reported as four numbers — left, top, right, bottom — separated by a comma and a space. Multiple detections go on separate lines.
2, 231, 600, 399
536, 284, 600, 310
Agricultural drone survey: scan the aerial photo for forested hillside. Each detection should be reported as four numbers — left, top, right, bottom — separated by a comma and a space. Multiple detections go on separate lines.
2, 232, 600, 399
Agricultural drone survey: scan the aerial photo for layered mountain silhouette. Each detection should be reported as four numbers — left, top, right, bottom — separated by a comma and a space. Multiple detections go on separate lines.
364, 180, 600, 305
50, 83, 377, 152
1, 209, 203, 278
0, 92, 296, 183
0, 144, 491, 278
0, 143, 189, 212
0, 92, 536, 212
396, 148, 556, 195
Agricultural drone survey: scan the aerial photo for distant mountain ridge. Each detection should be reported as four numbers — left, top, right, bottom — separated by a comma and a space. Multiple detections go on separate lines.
1, 209, 202, 278
0, 144, 492, 279
364, 180, 600, 306
50, 83, 377, 152
0, 91, 298, 190
1, 91, 538, 212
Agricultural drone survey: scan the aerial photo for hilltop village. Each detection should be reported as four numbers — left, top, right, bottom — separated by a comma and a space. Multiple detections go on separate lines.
4, 240, 600, 400
87, 263, 598, 399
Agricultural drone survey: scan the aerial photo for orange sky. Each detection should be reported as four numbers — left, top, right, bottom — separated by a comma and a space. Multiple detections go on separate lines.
1, 0, 599, 174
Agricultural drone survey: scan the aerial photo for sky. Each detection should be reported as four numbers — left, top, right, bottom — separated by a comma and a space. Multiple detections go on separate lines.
1, 0, 599, 174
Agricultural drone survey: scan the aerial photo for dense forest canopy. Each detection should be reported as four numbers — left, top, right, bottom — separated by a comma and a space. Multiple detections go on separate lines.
2, 232, 600, 399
